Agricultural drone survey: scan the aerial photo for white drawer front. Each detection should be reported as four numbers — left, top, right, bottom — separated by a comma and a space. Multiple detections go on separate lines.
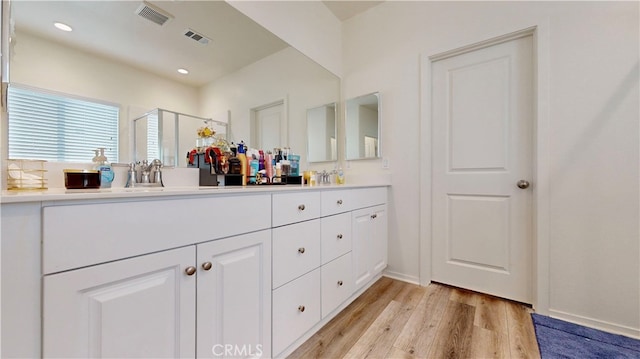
272, 269, 321, 356
321, 253, 354, 318
321, 189, 352, 216
272, 220, 321, 289
42, 194, 271, 274
272, 191, 321, 227
350, 187, 387, 209
321, 213, 352, 264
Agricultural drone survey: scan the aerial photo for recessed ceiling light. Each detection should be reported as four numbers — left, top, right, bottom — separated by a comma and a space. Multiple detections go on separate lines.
178, 68, 189, 75
53, 22, 73, 32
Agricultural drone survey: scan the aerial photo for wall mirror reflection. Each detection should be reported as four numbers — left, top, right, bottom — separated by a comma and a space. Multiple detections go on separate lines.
133, 109, 228, 167
306, 102, 337, 163
7, 0, 339, 168
345, 92, 380, 160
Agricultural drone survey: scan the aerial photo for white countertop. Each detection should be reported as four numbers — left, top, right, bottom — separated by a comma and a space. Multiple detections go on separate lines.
0, 182, 390, 204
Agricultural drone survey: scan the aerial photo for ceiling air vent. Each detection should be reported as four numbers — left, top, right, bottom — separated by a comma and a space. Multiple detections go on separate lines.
135, 2, 173, 26
184, 29, 211, 45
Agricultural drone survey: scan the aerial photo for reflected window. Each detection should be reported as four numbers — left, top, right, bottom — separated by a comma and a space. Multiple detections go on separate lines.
8, 85, 119, 162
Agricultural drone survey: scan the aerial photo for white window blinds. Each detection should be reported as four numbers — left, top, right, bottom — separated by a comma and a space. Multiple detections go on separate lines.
8, 85, 119, 162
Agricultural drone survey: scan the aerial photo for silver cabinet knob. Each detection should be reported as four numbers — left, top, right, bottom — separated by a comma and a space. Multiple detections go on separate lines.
298, 305, 305, 312
298, 204, 306, 211
298, 247, 305, 254
517, 180, 530, 189
337, 280, 343, 286
202, 262, 213, 271
184, 266, 197, 276
337, 199, 343, 205
337, 234, 343, 239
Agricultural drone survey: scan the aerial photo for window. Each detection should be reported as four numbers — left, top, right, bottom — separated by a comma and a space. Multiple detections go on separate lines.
8, 85, 119, 162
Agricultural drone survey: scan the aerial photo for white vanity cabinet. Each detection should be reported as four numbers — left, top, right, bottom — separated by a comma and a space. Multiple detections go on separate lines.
43, 246, 197, 358
353, 204, 388, 290
1, 185, 387, 359
40, 195, 272, 359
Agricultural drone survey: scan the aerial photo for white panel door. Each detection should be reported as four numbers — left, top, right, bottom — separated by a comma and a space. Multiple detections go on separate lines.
431, 35, 533, 303
196, 230, 271, 359
253, 101, 285, 151
43, 246, 196, 358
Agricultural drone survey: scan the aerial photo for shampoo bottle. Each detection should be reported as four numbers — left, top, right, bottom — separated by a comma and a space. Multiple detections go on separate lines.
237, 142, 247, 186
92, 148, 114, 188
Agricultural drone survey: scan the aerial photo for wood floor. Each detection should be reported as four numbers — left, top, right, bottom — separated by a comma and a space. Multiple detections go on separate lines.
288, 277, 541, 359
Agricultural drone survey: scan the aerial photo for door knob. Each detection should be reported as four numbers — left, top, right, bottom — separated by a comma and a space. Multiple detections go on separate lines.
517, 180, 530, 189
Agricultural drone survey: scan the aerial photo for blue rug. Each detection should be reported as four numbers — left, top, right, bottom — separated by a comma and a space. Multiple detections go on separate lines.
531, 313, 640, 359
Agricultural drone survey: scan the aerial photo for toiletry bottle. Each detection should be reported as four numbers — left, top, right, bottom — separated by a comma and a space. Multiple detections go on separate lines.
337, 167, 345, 185
92, 148, 114, 188
237, 142, 247, 186
249, 159, 259, 184
265, 152, 273, 182
275, 163, 282, 183
258, 150, 265, 171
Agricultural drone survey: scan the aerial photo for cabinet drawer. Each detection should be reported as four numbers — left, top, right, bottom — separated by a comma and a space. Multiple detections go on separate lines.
321, 212, 352, 264
321, 189, 352, 216
272, 220, 321, 289
272, 191, 321, 227
321, 252, 353, 318
272, 269, 321, 356
350, 187, 387, 209
43, 194, 271, 274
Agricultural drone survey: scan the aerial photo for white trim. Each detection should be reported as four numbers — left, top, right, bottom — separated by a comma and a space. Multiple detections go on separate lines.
548, 309, 640, 339
532, 20, 551, 315
383, 271, 420, 285
418, 26, 550, 310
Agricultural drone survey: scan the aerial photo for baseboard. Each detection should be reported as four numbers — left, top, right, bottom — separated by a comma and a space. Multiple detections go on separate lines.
548, 309, 640, 339
383, 270, 420, 285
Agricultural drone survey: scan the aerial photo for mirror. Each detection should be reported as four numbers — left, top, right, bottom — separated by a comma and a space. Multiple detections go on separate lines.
307, 103, 337, 162
8, 1, 339, 167
133, 108, 228, 167
345, 92, 380, 160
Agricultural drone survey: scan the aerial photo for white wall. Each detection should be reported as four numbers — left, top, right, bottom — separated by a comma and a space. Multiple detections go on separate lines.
227, 0, 343, 77
10, 31, 200, 163
199, 46, 339, 168
341, 1, 639, 337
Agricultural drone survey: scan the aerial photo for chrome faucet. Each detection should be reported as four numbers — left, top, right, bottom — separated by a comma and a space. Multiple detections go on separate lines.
125, 159, 164, 187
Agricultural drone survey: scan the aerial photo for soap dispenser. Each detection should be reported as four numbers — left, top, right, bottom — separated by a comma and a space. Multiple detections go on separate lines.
92, 148, 114, 188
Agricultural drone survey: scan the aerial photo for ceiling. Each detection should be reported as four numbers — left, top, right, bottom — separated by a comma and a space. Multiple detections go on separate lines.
11, 1, 289, 87
322, 1, 384, 21
11, 1, 383, 87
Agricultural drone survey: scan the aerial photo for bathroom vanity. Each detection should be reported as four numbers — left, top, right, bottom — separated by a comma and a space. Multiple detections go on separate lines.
1, 184, 388, 358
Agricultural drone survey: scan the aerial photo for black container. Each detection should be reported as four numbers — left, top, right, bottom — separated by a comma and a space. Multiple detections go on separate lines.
64, 169, 101, 189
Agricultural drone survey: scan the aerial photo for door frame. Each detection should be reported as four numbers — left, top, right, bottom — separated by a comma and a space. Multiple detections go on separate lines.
418, 25, 551, 313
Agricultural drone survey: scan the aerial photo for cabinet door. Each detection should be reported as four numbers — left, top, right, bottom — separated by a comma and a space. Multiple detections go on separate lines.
197, 230, 271, 359
352, 205, 388, 291
43, 246, 196, 358
352, 208, 374, 290
371, 205, 388, 274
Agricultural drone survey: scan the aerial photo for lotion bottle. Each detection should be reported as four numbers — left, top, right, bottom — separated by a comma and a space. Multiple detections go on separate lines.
92, 148, 114, 188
